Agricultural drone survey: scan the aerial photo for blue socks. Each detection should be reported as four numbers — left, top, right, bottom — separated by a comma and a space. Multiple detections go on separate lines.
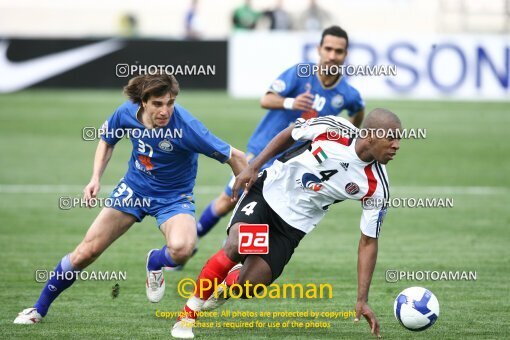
197, 201, 223, 237
147, 245, 178, 271
34, 254, 77, 317
32, 247, 179, 317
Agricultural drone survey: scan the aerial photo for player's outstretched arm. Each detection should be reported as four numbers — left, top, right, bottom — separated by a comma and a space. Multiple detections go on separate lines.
231, 125, 295, 201
226, 147, 248, 177
355, 233, 381, 338
260, 91, 314, 111
83, 140, 115, 204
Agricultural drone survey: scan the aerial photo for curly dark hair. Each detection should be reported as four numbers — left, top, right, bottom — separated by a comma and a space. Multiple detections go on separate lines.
123, 73, 180, 104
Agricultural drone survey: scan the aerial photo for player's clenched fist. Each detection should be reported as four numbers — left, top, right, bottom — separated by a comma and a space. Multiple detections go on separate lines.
292, 90, 314, 111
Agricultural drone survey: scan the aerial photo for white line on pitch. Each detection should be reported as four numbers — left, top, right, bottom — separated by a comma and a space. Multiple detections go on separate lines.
0, 184, 508, 195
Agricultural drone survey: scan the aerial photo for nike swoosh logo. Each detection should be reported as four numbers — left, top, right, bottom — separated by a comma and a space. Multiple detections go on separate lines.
0, 39, 125, 92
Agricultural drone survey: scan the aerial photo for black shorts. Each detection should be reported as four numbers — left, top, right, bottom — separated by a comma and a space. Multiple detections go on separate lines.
228, 171, 306, 282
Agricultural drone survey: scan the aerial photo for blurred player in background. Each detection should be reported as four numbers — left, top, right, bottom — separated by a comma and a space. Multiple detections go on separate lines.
172, 109, 400, 339
13, 73, 247, 324
196, 25, 365, 240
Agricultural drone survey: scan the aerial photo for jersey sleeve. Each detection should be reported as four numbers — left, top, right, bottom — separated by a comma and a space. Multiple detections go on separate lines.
291, 116, 357, 142
181, 118, 232, 163
360, 203, 387, 238
345, 87, 365, 117
100, 107, 124, 146
360, 162, 390, 238
267, 64, 299, 97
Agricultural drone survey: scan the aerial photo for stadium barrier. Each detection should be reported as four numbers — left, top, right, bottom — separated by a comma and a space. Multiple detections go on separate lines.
2, 33, 508, 101
0, 38, 227, 92
228, 32, 510, 100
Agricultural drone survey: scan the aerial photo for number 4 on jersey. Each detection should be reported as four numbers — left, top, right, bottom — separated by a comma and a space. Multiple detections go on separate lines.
319, 169, 338, 182
242, 201, 258, 216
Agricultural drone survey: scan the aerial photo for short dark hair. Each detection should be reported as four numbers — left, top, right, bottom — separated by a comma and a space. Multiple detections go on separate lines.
123, 73, 180, 104
320, 25, 349, 48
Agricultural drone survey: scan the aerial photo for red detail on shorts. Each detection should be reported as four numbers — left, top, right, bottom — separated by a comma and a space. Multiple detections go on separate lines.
238, 224, 269, 254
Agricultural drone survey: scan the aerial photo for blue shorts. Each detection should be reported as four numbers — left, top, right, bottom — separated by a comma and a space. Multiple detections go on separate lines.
108, 179, 195, 228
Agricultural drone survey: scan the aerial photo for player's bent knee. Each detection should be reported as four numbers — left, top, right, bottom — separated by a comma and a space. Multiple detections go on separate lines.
168, 242, 194, 264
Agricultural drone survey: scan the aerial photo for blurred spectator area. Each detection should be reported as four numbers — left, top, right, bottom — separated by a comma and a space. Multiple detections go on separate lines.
439, 0, 510, 33
0, 0, 508, 38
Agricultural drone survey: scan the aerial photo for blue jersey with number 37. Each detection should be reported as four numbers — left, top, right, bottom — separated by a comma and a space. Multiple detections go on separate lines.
101, 101, 231, 197
247, 62, 364, 157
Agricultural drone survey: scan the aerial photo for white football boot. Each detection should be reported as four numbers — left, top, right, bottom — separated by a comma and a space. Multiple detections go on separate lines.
171, 318, 195, 339
146, 249, 165, 303
202, 263, 243, 311
13, 308, 43, 324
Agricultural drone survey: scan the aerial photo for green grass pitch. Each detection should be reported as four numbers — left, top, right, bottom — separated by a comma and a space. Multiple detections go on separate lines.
0, 90, 509, 339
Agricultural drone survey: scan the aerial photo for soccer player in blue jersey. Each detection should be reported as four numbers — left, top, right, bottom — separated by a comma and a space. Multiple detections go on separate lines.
13, 73, 247, 324
197, 25, 365, 238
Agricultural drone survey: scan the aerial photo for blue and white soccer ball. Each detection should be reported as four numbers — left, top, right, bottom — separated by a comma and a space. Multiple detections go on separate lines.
394, 287, 439, 331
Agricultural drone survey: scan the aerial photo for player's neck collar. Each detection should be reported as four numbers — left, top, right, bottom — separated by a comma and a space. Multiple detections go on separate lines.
135, 106, 145, 127
316, 72, 341, 89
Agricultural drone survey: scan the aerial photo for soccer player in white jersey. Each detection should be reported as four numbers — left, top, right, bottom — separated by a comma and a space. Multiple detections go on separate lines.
171, 108, 400, 338
196, 26, 365, 240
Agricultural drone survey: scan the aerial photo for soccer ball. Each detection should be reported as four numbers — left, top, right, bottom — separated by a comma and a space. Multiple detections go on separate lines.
394, 287, 439, 331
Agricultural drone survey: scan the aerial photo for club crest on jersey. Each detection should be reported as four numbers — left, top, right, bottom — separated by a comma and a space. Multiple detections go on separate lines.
158, 139, 173, 153
331, 94, 344, 108
301, 173, 323, 192
311, 146, 328, 164
270, 79, 286, 93
345, 182, 360, 195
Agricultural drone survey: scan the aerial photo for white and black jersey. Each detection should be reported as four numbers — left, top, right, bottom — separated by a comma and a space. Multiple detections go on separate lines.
262, 116, 390, 238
